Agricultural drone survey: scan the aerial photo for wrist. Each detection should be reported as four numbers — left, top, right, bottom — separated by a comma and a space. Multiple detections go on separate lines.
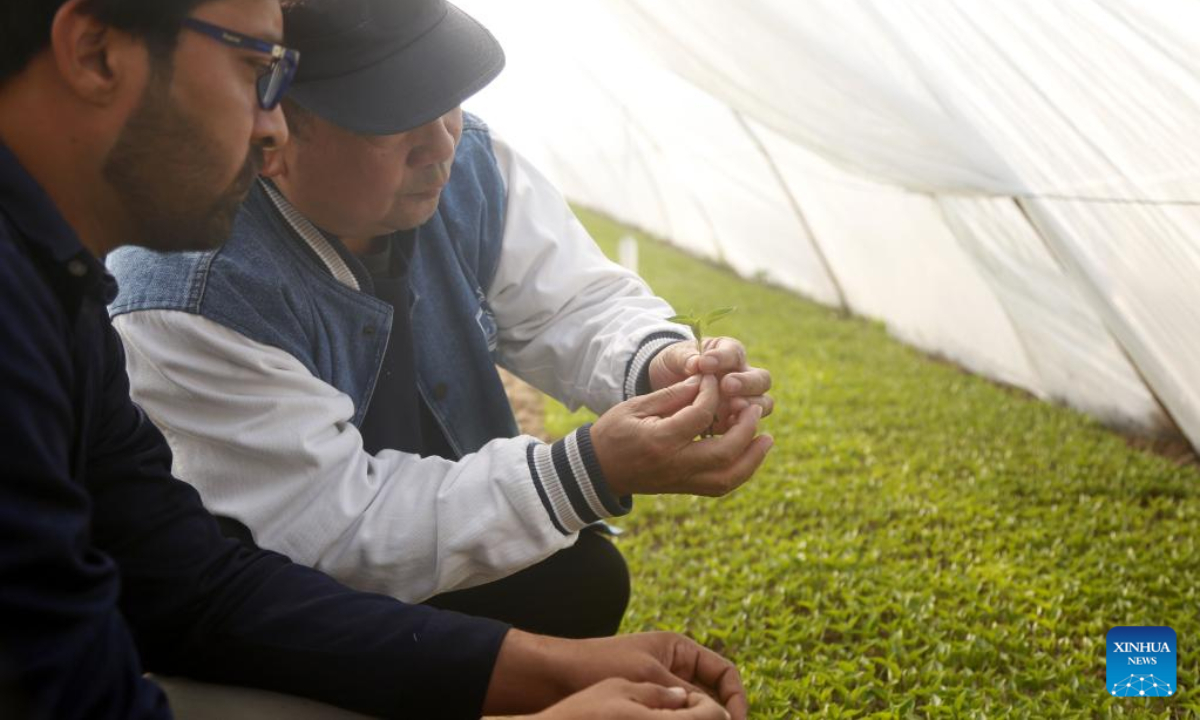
580, 423, 634, 508
588, 420, 631, 498
484, 630, 582, 715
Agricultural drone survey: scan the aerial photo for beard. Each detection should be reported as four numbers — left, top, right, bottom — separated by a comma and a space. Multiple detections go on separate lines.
102, 68, 262, 252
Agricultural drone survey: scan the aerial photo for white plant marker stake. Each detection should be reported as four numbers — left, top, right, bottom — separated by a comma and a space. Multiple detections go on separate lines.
618, 235, 639, 274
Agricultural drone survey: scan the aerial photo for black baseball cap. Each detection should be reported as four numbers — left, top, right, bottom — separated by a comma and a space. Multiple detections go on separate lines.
283, 0, 505, 135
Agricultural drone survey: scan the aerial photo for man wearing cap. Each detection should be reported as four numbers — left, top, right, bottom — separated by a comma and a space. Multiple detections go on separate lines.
107, 0, 775, 639
0, 0, 753, 718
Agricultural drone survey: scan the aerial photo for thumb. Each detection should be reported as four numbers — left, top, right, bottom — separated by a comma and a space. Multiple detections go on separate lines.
659, 340, 700, 377
640, 662, 708, 701
635, 374, 703, 416
623, 682, 690, 710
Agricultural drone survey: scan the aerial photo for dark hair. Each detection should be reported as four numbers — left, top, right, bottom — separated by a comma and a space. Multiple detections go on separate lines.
0, 0, 209, 83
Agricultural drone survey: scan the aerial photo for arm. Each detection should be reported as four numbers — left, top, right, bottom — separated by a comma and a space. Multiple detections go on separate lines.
93, 311, 513, 718
0, 245, 165, 720
0, 244, 505, 719
112, 310, 629, 602
486, 135, 691, 413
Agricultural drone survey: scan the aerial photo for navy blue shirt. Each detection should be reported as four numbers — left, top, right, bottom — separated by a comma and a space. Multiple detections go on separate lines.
0, 142, 508, 719
349, 233, 458, 460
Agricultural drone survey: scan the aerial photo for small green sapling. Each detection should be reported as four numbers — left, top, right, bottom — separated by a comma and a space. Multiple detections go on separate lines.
668, 306, 736, 354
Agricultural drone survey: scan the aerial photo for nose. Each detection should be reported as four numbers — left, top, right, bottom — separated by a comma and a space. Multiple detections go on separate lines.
253, 103, 290, 154
406, 113, 458, 172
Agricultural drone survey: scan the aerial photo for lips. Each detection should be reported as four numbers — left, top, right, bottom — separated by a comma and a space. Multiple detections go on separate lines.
406, 184, 446, 200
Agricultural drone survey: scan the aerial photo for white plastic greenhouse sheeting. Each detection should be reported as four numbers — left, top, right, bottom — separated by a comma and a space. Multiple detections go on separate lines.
458, 0, 1200, 450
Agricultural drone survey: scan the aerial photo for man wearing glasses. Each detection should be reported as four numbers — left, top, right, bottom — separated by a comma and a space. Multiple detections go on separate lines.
0, 0, 743, 718
107, 0, 776, 644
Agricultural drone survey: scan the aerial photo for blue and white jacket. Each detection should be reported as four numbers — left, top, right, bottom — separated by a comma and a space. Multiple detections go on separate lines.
106, 116, 688, 603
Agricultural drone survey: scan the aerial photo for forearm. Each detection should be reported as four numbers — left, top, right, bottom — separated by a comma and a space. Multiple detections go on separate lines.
486, 133, 691, 413
484, 630, 581, 716
89, 428, 510, 718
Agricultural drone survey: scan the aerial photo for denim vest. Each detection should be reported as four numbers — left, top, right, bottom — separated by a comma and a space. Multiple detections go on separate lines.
107, 116, 519, 457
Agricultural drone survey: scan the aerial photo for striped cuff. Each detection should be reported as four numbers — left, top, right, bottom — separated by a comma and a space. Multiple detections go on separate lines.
623, 331, 690, 400
526, 424, 631, 535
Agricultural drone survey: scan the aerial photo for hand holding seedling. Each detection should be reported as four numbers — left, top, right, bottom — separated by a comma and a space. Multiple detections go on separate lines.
651, 308, 775, 435
590, 373, 773, 498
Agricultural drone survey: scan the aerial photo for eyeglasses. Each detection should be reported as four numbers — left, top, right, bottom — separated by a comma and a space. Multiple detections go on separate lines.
181, 18, 300, 111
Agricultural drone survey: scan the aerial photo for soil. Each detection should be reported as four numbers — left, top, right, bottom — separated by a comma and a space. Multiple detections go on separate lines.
498, 367, 549, 441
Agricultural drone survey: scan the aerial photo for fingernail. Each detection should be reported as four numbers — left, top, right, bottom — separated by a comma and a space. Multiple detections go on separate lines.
725, 378, 742, 393
753, 405, 764, 419
667, 687, 687, 699
684, 374, 702, 386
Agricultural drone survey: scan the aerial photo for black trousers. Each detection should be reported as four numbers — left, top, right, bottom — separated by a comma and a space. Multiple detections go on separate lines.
424, 527, 630, 639
217, 516, 630, 639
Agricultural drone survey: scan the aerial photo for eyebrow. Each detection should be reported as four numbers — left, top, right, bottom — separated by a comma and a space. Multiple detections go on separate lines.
246, 28, 284, 46
223, 18, 284, 46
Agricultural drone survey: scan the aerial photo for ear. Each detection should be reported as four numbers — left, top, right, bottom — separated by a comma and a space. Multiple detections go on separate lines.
50, 0, 148, 106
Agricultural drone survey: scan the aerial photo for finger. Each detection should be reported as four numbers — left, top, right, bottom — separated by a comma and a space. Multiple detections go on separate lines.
662, 343, 701, 377
697, 337, 748, 375
687, 433, 773, 497
683, 405, 761, 469
641, 659, 708, 700
742, 394, 774, 419
720, 368, 771, 397
623, 682, 690, 710
711, 405, 746, 435
709, 389, 771, 435
654, 340, 700, 377
671, 645, 748, 720
635, 374, 703, 417
708, 398, 743, 435
711, 416, 736, 436
673, 692, 732, 720
711, 395, 771, 433
659, 374, 720, 439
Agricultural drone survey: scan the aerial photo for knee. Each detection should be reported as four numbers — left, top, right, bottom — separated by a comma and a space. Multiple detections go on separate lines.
568, 529, 630, 638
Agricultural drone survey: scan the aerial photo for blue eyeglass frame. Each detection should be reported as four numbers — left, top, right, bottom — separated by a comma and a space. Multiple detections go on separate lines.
180, 18, 300, 110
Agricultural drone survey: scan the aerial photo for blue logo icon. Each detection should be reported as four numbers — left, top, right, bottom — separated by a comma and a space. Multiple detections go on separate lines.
1107, 626, 1176, 697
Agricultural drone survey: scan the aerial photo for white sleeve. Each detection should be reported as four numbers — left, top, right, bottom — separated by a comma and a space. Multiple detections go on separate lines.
113, 310, 629, 603
487, 135, 692, 413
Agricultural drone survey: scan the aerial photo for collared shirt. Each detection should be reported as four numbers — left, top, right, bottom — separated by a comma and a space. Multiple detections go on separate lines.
0, 141, 507, 720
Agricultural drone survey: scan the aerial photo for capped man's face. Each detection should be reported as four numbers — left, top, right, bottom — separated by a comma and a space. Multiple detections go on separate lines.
103, 0, 288, 252
275, 107, 464, 239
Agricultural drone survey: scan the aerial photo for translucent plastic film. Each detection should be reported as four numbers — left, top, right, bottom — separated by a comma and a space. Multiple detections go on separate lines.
460, 0, 1199, 449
